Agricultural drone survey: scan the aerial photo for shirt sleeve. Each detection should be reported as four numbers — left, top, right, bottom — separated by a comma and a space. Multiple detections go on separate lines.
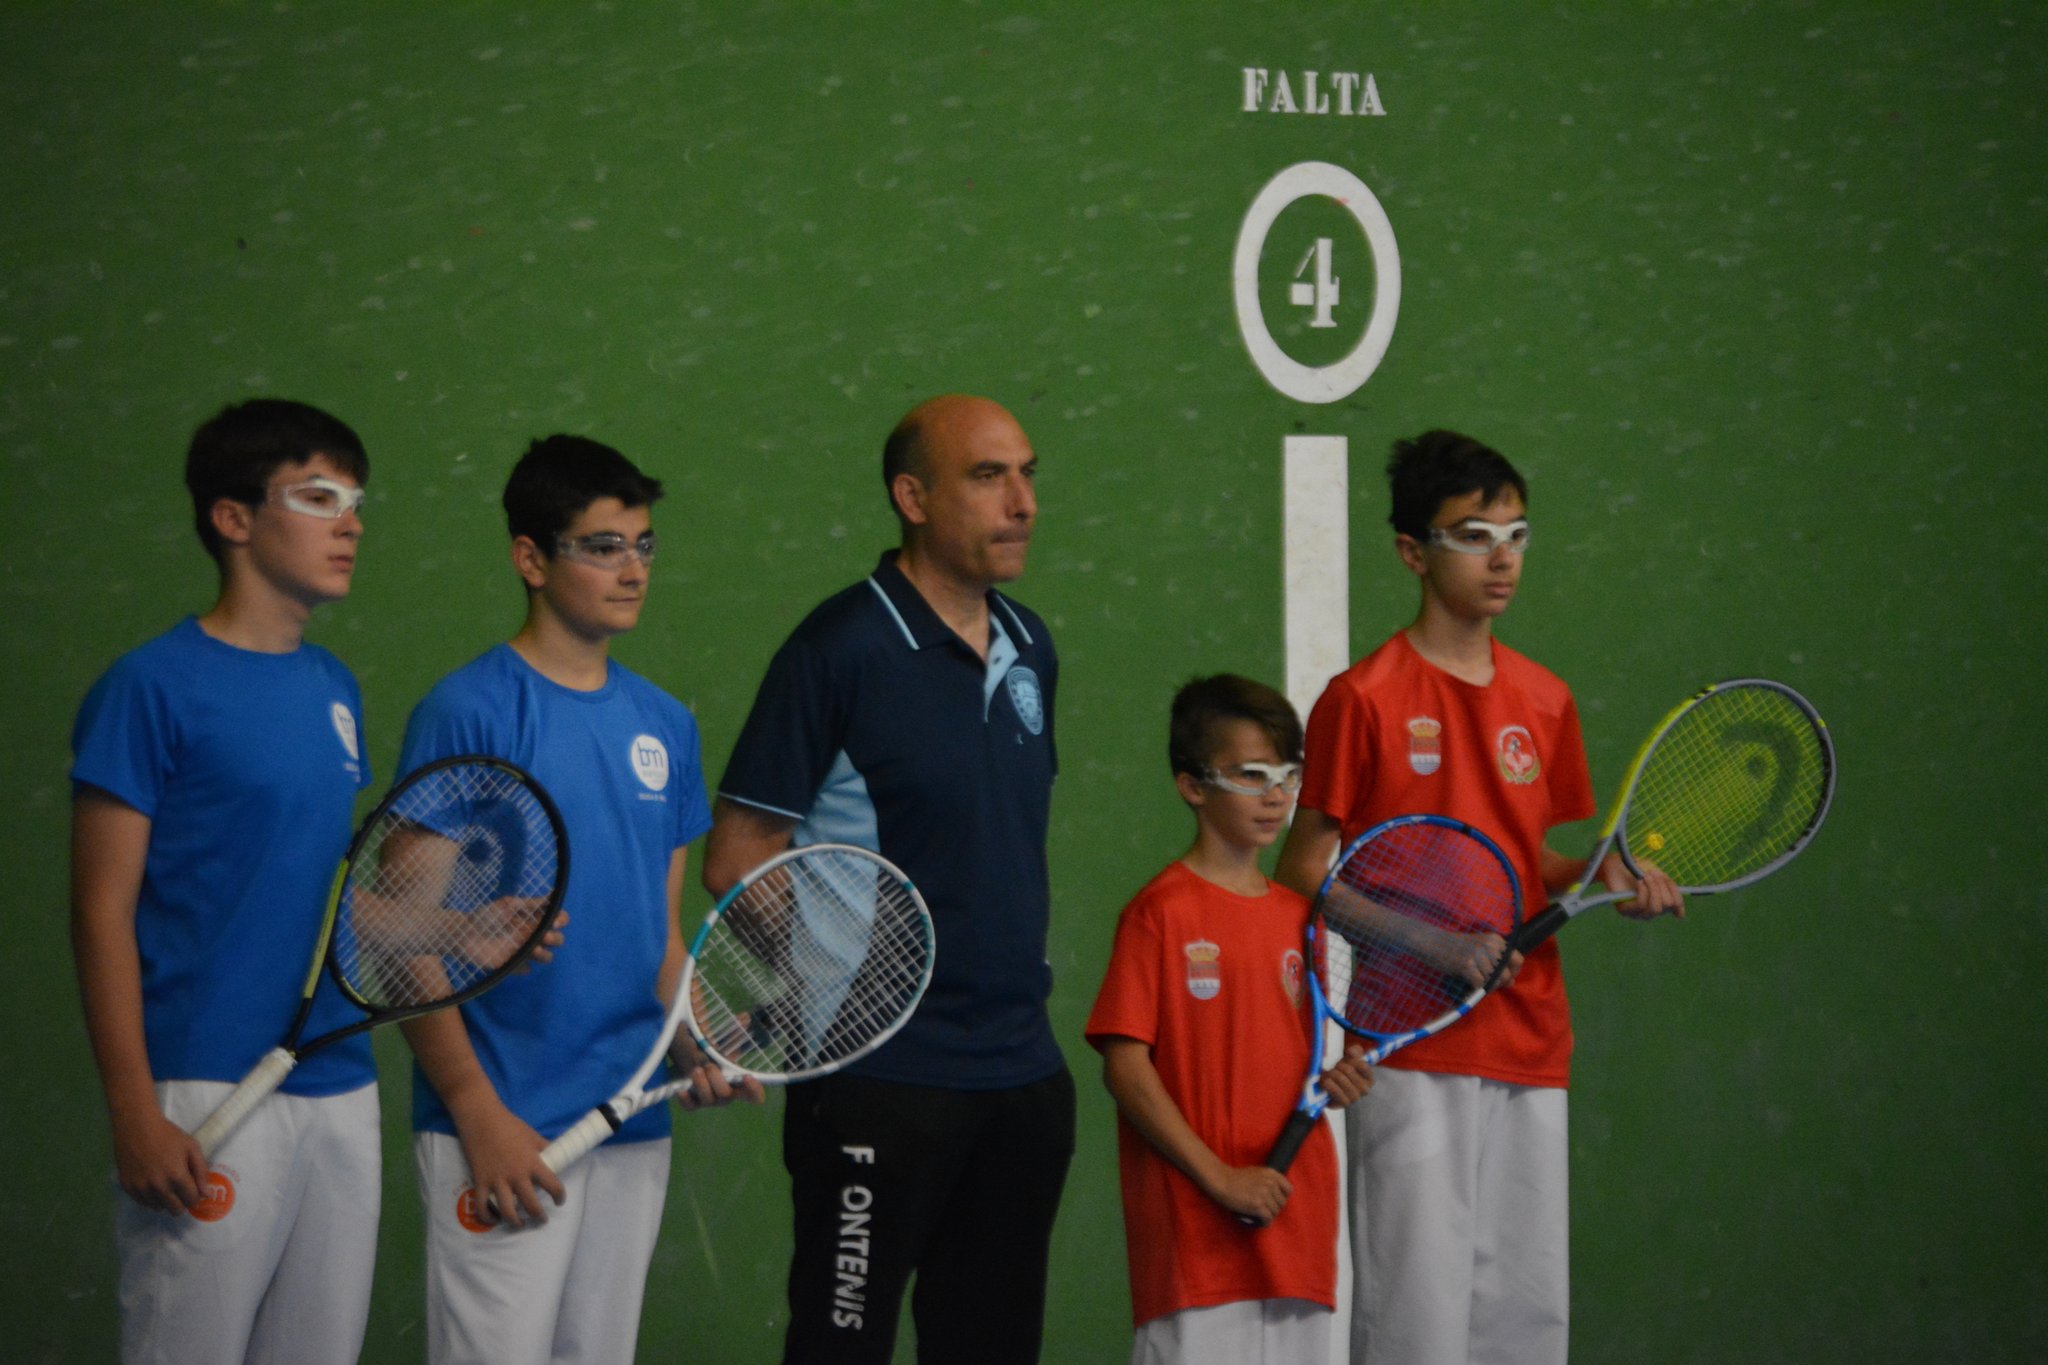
1084, 892, 1165, 1050
1042, 639, 1060, 779
717, 634, 847, 822
1548, 691, 1597, 828
396, 680, 497, 778
70, 656, 174, 818
669, 706, 713, 848
1299, 677, 1375, 830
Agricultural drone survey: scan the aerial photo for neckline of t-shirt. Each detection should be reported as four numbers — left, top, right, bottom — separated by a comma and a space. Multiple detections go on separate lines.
496, 641, 620, 702
180, 614, 315, 665
1399, 629, 1499, 690
1171, 859, 1285, 903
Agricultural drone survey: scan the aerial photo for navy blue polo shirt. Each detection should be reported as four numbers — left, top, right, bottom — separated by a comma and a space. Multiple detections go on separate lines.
718, 551, 1062, 1089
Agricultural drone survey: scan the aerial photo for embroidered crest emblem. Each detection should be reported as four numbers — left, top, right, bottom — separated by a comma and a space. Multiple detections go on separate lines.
1281, 949, 1305, 1007
629, 734, 671, 792
1496, 725, 1541, 785
1406, 715, 1442, 775
1184, 939, 1221, 1001
1006, 666, 1045, 736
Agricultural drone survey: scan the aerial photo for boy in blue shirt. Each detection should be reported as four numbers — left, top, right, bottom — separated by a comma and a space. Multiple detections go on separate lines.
396, 435, 756, 1365
71, 398, 380, 1364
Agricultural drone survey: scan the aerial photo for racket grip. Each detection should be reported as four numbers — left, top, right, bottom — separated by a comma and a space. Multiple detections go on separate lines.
541, 1108, 625, 1176
192, 1047, 298, 1158
1509, 904, 1570, 954
1263, 1111, 1317, 1177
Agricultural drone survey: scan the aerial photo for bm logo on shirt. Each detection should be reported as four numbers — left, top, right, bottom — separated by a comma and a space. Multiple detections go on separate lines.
630, 734, 670, 797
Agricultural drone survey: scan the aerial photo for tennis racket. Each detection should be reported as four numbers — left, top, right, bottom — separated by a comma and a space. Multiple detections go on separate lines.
1261, 813, 1522, 1180
1506, 677, 1836, 955
538, 842, 935, 1175
191, 755, 568, 1157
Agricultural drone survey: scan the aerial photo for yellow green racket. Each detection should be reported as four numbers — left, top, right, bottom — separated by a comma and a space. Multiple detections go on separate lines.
1509, 678, 1836, 952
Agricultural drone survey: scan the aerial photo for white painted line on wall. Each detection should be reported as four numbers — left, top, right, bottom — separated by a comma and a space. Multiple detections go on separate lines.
1284, 434, 1350, 718
1282, 432, 1354, 1365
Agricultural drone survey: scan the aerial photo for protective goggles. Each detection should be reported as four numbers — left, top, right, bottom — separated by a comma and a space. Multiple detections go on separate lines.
556, 530, 659, 569
269, 476, 366, 520
1204, 761, 1304, 797
1427, 518, 1530, 555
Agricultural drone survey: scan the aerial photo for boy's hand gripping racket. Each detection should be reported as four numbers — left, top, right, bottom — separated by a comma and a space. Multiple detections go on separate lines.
1262, 814, 1523, 1180
191, 755, 568, 1157
538, 842, 935, 1175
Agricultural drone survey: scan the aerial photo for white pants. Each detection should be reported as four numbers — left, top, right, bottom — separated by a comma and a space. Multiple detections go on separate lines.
416, 1130, 671, 1365
1131, 1298, 1331, 1365
1348, 1070, 1570, 1365
116, 1079, 380, 1365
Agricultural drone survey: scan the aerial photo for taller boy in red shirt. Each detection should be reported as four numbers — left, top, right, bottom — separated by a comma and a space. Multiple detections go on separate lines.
1275, 430, 1683, 1365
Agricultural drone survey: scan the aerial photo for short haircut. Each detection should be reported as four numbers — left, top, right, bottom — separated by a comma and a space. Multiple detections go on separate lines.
881, 411, 931, 526
185, 398, 369, 564
502, 434, 664, 550
1385, 429, 1528, 541
1168, 674, 1304, 779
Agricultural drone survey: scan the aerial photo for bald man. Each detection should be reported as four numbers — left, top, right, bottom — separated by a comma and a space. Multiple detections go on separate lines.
707, 396, 1072, 1364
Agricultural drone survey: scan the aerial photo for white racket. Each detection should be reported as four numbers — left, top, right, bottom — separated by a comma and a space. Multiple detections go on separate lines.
540, 842, 935, 1173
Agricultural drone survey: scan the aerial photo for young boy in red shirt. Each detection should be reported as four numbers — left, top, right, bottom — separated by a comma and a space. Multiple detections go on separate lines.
1088, 674, 1373, 1363
1275, 430, 1683, 1365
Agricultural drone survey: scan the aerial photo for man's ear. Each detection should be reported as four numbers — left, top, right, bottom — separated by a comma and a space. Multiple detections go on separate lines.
890, 471, 929, 528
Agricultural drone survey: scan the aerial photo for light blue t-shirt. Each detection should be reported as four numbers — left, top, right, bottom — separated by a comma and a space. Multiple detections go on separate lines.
397, 645, 711, 1142
70, 616, 375, 1094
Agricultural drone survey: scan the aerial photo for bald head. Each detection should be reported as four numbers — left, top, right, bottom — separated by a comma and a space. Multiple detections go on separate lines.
884, 395, 1012, 503
883, 394, 1037, 588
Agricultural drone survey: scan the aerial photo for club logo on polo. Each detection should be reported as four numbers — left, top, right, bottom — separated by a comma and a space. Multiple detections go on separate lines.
1184, 939, 1222, 1001
1281, 948, 1305, 1008
1006, 666, 1044, 736
1496, 725, 1540, 785
630, 735, 670, 792
330, 702, 359, 761
1407, 716, 1443, 775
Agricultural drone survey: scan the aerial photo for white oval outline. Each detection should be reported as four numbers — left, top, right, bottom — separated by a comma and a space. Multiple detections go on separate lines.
1233, 161, 1402, 404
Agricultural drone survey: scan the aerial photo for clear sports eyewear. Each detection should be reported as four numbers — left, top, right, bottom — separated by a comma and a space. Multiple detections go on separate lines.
1427, 518, 1530, 556
270, 476, 366, 520
1204, 761, 1304, 797
556, 530, 659, 569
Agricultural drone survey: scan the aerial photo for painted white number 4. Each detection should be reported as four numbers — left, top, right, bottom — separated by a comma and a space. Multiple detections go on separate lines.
1290, 238, 1340, 328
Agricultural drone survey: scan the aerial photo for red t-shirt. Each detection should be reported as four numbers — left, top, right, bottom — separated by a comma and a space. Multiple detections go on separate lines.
1299, 631, 1596, 1087
1085, 862, 1339, 1327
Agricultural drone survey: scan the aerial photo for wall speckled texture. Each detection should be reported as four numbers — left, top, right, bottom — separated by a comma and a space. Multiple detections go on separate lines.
3, 4, 2041, 1361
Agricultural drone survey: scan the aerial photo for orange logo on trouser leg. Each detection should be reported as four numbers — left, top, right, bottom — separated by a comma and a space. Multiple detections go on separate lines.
455, 1185, 497, 1235
189, 1169, 236, 1223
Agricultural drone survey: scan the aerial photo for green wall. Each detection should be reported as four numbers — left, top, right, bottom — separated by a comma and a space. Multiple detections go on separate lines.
3, 3, 2042, 1360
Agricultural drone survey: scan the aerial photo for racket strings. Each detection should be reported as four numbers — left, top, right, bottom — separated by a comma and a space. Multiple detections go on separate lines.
332, 764, 561, 1009
1318, 821, 1519, 1038
1624, 685, 1831, 888
691, 850, 931, 1081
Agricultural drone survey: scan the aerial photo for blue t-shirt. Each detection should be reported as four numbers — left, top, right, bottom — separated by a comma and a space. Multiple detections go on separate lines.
718, 551, 1063, 1089
69, 617, 375, 1095
397, 645, 712, 1142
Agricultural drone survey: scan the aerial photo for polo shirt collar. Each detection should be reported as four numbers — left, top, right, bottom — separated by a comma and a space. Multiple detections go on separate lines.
864, 549, 1034, 653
